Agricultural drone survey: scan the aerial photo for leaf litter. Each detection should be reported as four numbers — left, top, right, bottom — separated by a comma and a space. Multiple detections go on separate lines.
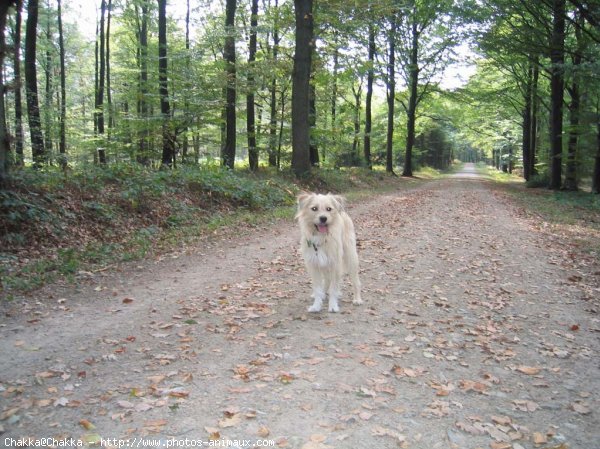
0, 172, 599, 447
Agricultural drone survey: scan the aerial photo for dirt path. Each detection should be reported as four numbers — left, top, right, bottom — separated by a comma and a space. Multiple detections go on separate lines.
1, 164, 599, 449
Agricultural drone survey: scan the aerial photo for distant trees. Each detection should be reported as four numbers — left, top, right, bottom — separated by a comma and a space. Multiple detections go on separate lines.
0, 0, 597, 191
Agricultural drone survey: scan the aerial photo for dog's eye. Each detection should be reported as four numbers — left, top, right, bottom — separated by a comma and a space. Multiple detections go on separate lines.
311, 206, 318, 212
326, 207, 332, 211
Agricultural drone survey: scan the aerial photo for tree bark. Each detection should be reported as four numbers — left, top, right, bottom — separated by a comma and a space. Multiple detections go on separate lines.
247, 0, 259, 171
593, 116, 600, 194
309, 81, 319, 166
106, 0, 113, 131
291, 0, 313, 177
222, 0, 237, 169
136, 1, 149, 164
268, 0, 279, 167
57, 0, 66, 166
385, 14, 397, 174
44, 0, 53, 159
548, 0, 565, 189
403, 14, 419, 177
522, 63, 532, 181
0, 1, 16, 185
25, 0, 45, 166
530, 59, 539, 178
563, 14, 583, 191
363, 18, 375, 169
95, 0, 106, 163
158, 0, 174, 168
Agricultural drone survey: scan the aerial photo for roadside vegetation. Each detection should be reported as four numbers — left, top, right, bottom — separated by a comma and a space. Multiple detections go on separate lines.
0, 164, 416, 297
477, 163, 600, 258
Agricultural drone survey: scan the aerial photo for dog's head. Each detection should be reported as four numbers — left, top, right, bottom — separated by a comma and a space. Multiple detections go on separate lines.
296, 192, 346, 235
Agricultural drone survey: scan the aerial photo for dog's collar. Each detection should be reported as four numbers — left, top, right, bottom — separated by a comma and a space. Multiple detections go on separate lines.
306, 239, 319, 252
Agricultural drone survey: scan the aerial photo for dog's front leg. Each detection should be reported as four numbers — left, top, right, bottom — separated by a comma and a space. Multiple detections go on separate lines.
327, 269, 342, 313
307, 266, 325, 313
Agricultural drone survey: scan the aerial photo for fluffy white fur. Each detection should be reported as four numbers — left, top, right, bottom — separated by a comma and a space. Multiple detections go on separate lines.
295, 192, 362, 313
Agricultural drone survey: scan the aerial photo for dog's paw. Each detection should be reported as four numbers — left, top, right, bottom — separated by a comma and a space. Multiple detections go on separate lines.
308, 304, 322, 313
328, 303, 340, 313
352, 298, 363, 305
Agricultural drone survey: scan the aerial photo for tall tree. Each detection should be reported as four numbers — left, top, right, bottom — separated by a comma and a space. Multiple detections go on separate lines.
95, 0, 106, 163
267, 0, 280, 167
594, 105, 600, 193
222, 0, 237, 169
57, 0, 66, 166
247, 0, 259, 171
363, 16, 375, 169
0, 0, 17, 185
158, 0, 174, 167
563, 12, 584, 191
44, 0, 53, 159
385, 13, 397, 174
549, 0, 566, 189
25, 0, 46, 166
402, 6, 419, 177
106, 0, 113, 131
291, 0, 313, 176
136, 1, 149, 164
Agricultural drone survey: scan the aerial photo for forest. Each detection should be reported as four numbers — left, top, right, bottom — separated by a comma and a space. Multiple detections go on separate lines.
0, 0, 597, 184
0, 0, 599, 293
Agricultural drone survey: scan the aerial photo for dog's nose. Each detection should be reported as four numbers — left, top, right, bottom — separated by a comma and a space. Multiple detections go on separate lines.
319, 216, 327, 223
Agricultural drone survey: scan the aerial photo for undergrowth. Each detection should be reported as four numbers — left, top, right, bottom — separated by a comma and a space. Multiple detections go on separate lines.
0, 164, 400, 297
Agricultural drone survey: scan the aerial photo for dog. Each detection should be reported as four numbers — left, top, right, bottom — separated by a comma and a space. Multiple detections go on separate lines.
295, 192, 362, 312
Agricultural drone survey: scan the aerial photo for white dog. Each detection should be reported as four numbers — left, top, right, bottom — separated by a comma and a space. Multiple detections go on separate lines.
295, 192, 362, 312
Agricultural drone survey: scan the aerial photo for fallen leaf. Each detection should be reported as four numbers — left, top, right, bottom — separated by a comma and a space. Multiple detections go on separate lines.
532, 432, 547, 444
79, 419, 96, 430
571, 402, 591, 414
219, 413, 242, 428
516, 366, 541, 375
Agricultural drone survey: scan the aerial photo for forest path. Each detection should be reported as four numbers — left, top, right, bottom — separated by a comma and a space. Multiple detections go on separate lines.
1, 166, 599, 449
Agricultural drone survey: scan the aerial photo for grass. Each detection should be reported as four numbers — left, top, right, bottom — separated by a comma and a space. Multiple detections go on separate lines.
0, 164, 408, 298
477, 163, 600, 258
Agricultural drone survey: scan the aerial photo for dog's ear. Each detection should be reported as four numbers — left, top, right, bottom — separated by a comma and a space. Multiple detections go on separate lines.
330, 194, 346, 212
296, 192, 312, 209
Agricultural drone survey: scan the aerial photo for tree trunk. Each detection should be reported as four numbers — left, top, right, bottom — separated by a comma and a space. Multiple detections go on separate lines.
309, 81, 319, 166
548, 0, 565, 189
0, 1, 16, 185
363, 18, 375, 169
386, 14, 397, 174
352, 83, 361, 163
330, 40, 338, 158
158, 0, 174, 168
222, 0, 237, 169
11, 0, 24, 166
291, 0, 313, 177
247, 0, 259, 171
522, 63, 532, 181
136, 2, 149, 165
25, 0, 45, 166
530, 58, 539, 178
403, 15, 418, 177
57, 0, 66, 166
563, 14, 583, 191
182, 0, 190, 163
106, 0, 113, 131
95, 0, 106, 163
44, 0, 53, 160
268, 0, 279, 168
593, 116, 600, 194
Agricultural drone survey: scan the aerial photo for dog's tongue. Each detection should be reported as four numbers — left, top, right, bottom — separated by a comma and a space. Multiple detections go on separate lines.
317, 224, 328, 233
